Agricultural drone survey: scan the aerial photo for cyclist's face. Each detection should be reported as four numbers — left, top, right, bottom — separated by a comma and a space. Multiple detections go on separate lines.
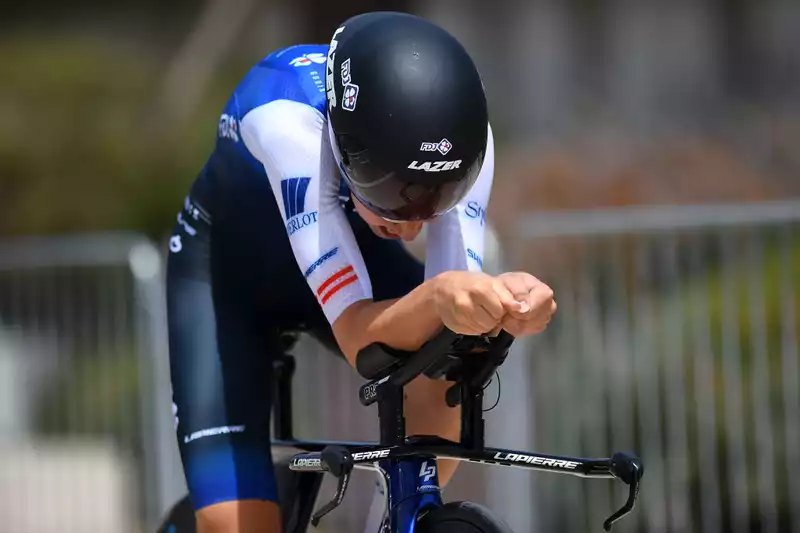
352, 195, 427, 241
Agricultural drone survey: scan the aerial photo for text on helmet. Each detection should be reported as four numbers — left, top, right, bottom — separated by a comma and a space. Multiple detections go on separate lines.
407, 160, 462, 172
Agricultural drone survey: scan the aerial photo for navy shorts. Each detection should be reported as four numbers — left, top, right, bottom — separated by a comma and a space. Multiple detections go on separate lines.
166, 178, 424, 510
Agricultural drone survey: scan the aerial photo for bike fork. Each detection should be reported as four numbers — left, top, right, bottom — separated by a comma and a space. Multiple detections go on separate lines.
364, 470, 390, 533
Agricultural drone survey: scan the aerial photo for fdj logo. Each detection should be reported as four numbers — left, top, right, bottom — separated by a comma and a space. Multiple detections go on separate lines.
465, 201, 486, 226
289, 53, 326, 67
342, 83, 359, 112
218, 114, 239, 142
281, 177, 318, 236
419, 460, 437, 483
420, 138, 453, 156
341, 58, 352, 85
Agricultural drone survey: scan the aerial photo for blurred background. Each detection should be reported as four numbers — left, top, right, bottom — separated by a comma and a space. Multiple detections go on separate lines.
1, 0, 799, 532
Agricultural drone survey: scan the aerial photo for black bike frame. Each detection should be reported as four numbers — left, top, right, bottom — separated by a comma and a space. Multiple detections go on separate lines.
273, 331, 642, 533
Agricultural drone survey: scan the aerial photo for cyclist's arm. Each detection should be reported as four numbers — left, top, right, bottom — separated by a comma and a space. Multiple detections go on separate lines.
424, 122, 495, 277
331, 280, 445, 364
240, 99, 448, 362
241, 99, 373, 319
334, 123, 497, 359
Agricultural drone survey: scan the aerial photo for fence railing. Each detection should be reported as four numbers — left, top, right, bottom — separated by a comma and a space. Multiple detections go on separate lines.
0, 226, 510, 533
0, 232, 179, 532
2, 200, 797, 533
497, 201, 800, 533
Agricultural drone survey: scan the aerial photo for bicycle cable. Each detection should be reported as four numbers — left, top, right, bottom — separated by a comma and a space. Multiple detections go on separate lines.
483, 370, 501, 412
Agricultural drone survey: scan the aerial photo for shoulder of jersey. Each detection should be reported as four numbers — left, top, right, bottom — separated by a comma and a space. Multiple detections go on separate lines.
264, 44, 329, 69
234, 44, 330, 119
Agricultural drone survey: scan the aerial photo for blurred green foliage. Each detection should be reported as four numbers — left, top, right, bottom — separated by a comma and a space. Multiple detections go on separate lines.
0, 36, 245, 239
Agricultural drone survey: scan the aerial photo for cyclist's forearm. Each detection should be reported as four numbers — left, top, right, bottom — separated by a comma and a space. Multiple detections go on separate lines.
332, 276, 444, 365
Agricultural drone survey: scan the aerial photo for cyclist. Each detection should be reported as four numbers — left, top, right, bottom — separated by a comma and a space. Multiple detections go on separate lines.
166, 11, 557, 533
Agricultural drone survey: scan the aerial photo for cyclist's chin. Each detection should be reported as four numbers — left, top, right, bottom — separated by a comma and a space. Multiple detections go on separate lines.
371, 225, 401, 240
369, 223, 425, 241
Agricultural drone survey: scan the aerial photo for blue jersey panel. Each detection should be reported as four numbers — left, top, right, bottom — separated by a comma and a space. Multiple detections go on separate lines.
240, 44, 329, 117
195, 44, 332, 213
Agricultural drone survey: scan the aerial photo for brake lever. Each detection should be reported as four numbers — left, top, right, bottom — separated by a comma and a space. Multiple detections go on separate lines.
602, 452, 644, 531
311, 446, 354, 526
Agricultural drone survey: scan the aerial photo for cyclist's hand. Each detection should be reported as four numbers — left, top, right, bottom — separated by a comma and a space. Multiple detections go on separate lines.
494, 272, 556, 337
433, 271, 523, 335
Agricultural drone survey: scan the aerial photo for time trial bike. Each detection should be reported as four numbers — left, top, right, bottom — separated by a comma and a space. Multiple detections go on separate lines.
158, 327, 644, 532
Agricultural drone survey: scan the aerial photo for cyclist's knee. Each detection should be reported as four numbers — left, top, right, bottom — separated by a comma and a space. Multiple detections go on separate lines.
196, 500, 281, 533
404, 375, 462, 485
404, 375, 460, 437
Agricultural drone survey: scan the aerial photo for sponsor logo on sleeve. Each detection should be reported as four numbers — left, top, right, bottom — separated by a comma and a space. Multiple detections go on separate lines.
304, 247, 339, 278
280, 177, 318, 236
464, 201, 486, 226
467, 248, 483, 268
317, 265, 359, 304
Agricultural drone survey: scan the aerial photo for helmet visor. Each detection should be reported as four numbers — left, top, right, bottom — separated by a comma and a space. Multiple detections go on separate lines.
347, 168, 478, 221
329, 122, 484, 221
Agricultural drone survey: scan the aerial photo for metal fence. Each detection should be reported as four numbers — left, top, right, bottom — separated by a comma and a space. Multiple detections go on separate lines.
499, 200, 800, 533
0, 233, 178, 533
1, 200, 798, 533
0, 226, 511, 533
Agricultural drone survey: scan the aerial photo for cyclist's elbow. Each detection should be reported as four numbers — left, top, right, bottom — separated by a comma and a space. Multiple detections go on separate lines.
332, 290, 443, 367
332, 299, 384, 365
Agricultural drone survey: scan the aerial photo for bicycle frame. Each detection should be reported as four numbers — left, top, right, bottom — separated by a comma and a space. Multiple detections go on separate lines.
271, 349, 446, 533
277, 436, 637, 533
272, 332, 642, 533
272, 347, 450, 533
273, 441, 442, 533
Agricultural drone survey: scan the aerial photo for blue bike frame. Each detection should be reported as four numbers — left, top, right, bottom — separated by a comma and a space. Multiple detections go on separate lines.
381, 456, 442, 533
274, 440, 443, 533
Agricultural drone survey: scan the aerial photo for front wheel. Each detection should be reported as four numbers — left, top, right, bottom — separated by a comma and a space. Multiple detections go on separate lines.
416, 501, 514, 533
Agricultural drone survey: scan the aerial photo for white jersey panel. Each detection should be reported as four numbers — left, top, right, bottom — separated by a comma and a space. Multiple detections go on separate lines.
424, 123, 495, 278
240, 99, 373, 324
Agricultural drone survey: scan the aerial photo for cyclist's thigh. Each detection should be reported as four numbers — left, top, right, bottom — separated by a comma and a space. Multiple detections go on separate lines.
166, 195, 281, 532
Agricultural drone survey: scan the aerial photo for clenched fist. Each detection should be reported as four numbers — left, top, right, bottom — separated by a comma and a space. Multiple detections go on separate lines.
432, 271, 526, 336
493, 272, 557, 337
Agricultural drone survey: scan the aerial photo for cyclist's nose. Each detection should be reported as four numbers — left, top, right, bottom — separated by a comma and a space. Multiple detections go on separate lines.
387, 221, 423, 241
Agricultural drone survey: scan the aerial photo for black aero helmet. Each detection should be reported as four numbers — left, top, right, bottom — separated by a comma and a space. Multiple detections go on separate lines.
325, 12, 488, 221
